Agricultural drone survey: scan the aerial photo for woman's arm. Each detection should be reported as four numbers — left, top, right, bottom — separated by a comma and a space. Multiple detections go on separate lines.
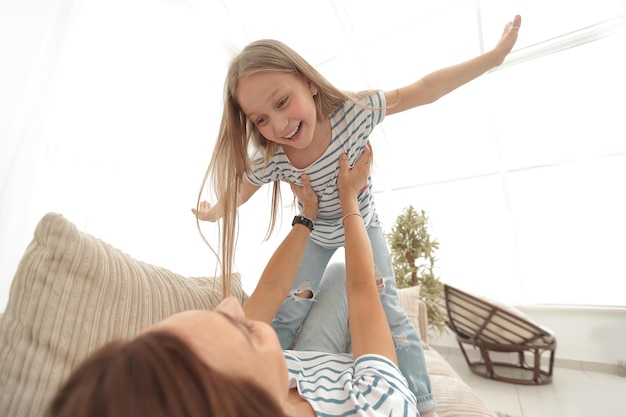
385, 15, 521, 115
243, 175, 319, 323
337, 146, 398, 365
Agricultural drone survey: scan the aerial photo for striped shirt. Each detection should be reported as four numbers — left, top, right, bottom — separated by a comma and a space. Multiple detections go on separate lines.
284, 350, 419, 417
245, 91, 386, 248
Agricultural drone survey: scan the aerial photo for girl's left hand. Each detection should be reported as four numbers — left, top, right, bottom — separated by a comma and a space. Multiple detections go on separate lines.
493, 15, 522, 64
289, 173, 319, 220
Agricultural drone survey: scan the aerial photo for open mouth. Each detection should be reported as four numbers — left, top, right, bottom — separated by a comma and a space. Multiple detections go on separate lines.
284, 122, 301, 140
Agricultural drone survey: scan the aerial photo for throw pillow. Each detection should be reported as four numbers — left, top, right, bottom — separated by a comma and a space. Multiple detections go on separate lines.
0, 212, 246, 417
397, 285, 429, 348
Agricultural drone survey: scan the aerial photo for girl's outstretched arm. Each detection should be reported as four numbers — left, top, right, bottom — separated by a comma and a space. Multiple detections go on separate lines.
385, 15, 522, 115
338, 146, 398, 365
243, 175, 318, 323
192, 180, 261, 222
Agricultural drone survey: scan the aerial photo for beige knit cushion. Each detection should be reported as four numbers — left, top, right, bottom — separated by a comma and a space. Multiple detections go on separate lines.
424, 349, 497, 417
0, 212, 246, 417
397, 285, 429, 348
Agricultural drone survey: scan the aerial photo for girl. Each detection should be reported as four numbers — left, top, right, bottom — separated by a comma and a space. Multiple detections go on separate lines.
193, 15, 522, 414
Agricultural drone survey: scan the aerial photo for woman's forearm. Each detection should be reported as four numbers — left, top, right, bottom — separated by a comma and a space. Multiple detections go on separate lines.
243, 174, 318, 323
243, 220, 313, 323
338, 150, 398, 363
341, 197, 374, 290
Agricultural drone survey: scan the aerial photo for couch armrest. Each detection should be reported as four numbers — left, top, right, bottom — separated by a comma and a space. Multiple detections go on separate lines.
397, 286, 429, 348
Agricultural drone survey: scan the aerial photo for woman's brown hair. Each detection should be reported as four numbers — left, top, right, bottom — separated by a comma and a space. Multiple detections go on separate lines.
48, 330, 287, 417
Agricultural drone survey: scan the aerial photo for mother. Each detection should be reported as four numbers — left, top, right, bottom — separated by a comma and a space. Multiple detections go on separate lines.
48, 146, 422, 417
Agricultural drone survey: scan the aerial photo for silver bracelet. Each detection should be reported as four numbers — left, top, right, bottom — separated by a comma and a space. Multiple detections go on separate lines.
341, 211, 362, 225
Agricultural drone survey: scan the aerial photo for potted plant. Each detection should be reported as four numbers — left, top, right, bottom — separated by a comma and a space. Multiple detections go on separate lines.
386, 205, 447, 336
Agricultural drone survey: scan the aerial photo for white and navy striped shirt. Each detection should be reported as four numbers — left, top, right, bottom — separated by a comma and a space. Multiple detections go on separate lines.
245, 92, 386, 248
284, 350, 419, 417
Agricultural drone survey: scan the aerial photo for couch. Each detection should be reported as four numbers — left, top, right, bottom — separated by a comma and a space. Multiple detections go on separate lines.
0, 212, 496, 417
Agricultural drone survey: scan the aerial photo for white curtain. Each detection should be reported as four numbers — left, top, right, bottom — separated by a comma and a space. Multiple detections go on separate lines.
1, 0, 84, 311
0, 0, 256, 312
2, 0, 625, 312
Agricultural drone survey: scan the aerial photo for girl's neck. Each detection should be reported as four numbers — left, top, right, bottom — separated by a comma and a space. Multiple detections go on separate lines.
284, 118, 331, 169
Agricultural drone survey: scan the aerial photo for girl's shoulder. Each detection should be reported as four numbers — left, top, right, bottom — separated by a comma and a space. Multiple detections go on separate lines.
343, 90, 384, 106
331, 90, 383, 114
330, 90, 385, 129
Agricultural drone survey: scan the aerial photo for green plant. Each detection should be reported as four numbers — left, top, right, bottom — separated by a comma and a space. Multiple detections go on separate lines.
386, 205, 447, 336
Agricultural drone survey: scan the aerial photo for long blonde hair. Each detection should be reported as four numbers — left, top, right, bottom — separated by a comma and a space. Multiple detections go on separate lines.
197, 39, 370, 296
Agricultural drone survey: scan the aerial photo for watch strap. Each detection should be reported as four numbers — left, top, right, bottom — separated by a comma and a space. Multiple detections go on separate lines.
292, 214, 314, 232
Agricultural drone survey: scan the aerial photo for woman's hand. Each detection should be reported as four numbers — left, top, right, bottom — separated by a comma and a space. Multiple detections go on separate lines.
337, 145, 372, 201
289, 173, 319, 221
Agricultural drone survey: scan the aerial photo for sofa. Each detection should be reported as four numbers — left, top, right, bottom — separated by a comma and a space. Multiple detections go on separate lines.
0, 212, 496, 417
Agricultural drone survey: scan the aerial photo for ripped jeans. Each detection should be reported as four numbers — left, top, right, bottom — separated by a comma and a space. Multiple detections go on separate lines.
271, 220, 437, 412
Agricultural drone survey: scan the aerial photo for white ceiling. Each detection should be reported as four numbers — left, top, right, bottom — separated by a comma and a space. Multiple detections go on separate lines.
184, 0, 494, 92
188, 0, 474, 56
183, 0, 626, 85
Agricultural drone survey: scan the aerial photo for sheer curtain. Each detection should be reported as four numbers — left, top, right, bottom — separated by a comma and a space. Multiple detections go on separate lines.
2, 0, 625, 313
1, 0, 85, 311
371, 1, 626, 307
0, 0, 246, 312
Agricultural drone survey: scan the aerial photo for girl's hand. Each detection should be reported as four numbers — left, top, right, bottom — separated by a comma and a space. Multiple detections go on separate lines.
492, 15, 522, 65
289, 173, 319, 221
191, 201, 219, 222
337, 145, 372, 200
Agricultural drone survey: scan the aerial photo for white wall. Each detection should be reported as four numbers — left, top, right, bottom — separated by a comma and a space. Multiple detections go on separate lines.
430, 306, 626, 369
2, 0, 625, 369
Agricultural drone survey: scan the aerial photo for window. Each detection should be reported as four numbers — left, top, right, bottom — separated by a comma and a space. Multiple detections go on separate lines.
372, 2, 626, 306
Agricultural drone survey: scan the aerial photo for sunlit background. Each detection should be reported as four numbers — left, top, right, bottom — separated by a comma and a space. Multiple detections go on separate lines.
2, 0, 625, 364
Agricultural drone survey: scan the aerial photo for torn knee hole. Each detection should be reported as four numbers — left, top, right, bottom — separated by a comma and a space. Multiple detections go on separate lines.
293, 282, 314, 299
294, 288, 313, 299
392, 333, 411, 348
374, 266, 385, 292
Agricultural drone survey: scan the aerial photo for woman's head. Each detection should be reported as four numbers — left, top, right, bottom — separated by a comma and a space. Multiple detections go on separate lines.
48, 298, 289, 417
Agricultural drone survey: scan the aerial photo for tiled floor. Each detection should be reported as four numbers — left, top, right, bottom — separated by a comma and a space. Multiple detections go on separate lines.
435, 346, 626, 417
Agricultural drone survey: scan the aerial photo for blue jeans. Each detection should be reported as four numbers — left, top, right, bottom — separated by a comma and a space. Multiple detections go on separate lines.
271, 219, 437, 412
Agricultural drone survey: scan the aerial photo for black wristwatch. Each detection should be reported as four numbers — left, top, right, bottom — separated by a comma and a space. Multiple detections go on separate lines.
292, 214, 314, 232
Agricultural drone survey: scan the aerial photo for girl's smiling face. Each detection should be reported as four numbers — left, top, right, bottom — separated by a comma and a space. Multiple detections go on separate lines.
236, 71, 319, 150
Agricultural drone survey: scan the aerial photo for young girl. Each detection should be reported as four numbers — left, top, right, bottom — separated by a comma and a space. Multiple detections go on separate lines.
193, 15, 522, 414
